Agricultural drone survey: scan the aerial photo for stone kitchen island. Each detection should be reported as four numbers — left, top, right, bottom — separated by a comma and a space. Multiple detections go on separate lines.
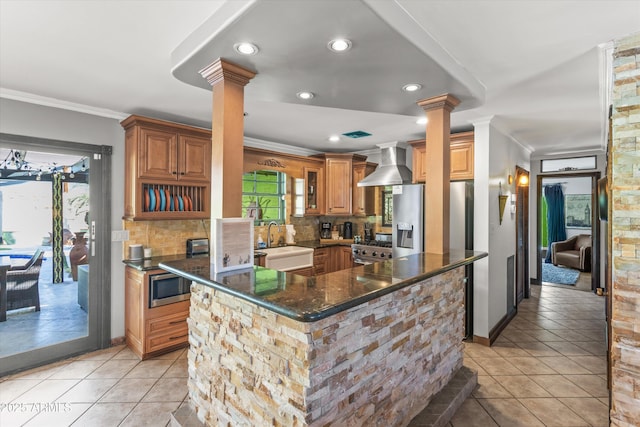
160, 250, 487, 426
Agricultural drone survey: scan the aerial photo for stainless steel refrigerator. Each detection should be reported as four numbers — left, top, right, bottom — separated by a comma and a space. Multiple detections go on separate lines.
392, 184, 424, 258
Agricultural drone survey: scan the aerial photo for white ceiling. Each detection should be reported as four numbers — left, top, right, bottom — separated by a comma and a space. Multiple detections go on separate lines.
1, 0, 638, 156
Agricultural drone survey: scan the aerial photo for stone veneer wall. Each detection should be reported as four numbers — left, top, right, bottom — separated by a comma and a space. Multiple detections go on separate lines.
610, 32, 640, 426
187, 267, 465, 426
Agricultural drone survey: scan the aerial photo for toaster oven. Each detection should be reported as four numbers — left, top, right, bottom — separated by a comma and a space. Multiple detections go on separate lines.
186, 238, 209, 257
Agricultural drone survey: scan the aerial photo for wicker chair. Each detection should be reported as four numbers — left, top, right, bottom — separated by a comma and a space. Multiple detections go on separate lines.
7, 249, 44, 312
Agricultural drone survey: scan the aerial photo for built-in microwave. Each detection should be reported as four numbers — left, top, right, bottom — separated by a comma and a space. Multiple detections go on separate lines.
149, 272, 191, 308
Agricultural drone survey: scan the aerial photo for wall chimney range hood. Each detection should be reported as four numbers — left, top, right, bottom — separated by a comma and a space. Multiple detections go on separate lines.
357, 142, 413, 187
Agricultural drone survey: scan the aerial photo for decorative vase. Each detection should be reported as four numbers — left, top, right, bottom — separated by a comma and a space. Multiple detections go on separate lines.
69, 231, 89, 281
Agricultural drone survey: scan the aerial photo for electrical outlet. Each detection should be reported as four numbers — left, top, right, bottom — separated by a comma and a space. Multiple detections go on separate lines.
111, 230, 130, 242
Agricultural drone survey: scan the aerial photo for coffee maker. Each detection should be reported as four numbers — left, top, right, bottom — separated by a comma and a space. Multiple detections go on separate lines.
343, 222, 353, 239
320, 222, 332, 239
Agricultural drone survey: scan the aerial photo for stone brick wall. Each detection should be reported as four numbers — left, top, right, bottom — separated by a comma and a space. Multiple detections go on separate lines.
187, 267, 465, 426
610, 32, 640, 426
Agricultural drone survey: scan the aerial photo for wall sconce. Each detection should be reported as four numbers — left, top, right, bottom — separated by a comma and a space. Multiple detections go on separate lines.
518, 174, 529, 186
498, 182, 508, 225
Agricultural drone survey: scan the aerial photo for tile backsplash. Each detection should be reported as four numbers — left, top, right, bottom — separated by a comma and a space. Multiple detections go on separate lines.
123, 219, 210, 258
122, 214, 381, 259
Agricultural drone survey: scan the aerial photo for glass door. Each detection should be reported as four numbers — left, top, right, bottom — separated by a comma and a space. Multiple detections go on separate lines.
0, 136, 110, 375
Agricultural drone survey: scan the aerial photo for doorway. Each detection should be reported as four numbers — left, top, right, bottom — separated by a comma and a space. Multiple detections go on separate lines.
536, 173, 601, 292
0, 134, 111, 375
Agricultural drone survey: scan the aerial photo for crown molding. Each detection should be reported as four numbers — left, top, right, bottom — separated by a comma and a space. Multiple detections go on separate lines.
243, 136, 321, 157
0, 88, 129, 120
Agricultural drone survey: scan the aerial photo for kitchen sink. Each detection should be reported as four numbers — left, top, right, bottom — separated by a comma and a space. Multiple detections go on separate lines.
260, 246, 314, 271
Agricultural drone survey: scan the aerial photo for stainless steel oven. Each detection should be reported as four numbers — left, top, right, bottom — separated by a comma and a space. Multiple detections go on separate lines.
149, 272, 191, 308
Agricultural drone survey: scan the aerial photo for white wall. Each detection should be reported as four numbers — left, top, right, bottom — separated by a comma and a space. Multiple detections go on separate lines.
0, 98, 126, 339
472, 119, 531, 339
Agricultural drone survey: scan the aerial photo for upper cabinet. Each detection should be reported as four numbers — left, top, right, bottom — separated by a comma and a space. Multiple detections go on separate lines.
352, 162, 376, 216
408, 131, 474, 182
312, 153, 371, 216
304, 166, 324, 215
121, 115, 212, 221
137, 128, 210, 182
449, 132, 474, 181
325, 155, 353, 215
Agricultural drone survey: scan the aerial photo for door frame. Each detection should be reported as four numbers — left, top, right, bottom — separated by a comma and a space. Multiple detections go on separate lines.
0, 133, 111, 375
535, 171, 601, 291
515, 166, 530, 302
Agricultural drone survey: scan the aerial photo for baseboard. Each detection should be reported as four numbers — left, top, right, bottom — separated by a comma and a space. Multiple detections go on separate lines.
472, 310, 517, 347
110, 336, 126, 346
530, 277, 541, 285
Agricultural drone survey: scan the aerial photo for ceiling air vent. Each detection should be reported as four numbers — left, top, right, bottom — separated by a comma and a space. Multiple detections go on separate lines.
342, 130, 371, 139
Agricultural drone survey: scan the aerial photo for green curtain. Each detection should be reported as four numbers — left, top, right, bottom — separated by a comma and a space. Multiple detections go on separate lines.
544, 184, 567, 263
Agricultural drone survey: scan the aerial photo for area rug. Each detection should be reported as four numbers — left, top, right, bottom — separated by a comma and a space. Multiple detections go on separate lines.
542, 262, 580, 285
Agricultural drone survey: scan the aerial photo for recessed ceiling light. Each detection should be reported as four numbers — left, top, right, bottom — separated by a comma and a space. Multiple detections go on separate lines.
296, 91, 315, 100
329, 135, 340, 142
416, 117, 428, 125
234, 42, 259, 55
402, 83, 422, 92
328, 38, 352, 53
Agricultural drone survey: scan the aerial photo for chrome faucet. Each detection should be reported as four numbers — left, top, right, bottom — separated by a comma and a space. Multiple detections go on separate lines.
267, 221, 282, 248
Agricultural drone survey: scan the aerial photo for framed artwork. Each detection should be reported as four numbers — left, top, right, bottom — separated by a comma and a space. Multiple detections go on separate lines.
211, 218, 254, 272
565, 194, 592, 228
382, 190, 393, 227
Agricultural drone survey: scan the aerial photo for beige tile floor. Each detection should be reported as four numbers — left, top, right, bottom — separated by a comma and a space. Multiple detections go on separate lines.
452, 283, 608, 427
1, 283, 607, 427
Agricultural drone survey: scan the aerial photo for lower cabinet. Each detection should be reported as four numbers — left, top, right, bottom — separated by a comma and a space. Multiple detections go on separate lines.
313, 248, 330, 275
125, 267, 189, 360
336, 246, 354, 270
313, 246, 353, 275
289, 266, 314, 276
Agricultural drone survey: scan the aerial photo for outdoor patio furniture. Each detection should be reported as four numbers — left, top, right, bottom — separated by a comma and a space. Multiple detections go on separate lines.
551, 234, 592, 272
6, 248, 44, 312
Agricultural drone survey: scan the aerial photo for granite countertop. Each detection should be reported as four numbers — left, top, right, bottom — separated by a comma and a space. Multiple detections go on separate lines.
159, 250, 487, 322
294, 239, 353, 249
123, 253, 209, 271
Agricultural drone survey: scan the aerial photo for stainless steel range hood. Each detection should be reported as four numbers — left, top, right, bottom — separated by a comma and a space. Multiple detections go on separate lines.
357, 142, 413, 187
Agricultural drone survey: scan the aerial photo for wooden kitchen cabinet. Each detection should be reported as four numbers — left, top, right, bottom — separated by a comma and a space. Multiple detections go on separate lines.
313, 246, 353, 275
315, 153, 369, 215
352, 162, 376, 216
408, 131, 474, 182
125, 267, 190, 360
289, 266, 314, 277
313, 247, 330, 275
121, 115, 211, 220
334, 246, 354, 271
304, 166, 324, 215
449, 132, 474, 181
325, 155, 352, 215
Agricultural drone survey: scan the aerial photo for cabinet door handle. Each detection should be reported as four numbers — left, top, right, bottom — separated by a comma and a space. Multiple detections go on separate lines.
169, 334, 188, 341
180, 172, 185, 175
169, 320, 184, 325
172, 171, 177, 175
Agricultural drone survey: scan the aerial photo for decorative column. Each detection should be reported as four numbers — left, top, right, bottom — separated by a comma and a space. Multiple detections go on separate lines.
200, 59, 256, 218
417, 94, 460, 254
51, 173, 64, 283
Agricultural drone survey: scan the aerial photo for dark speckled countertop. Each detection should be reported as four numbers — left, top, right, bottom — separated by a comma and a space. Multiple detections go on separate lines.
123, 254, 209, 271
159, 250, 487, 322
